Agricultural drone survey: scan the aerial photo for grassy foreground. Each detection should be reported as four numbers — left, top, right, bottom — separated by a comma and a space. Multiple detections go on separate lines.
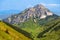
0, 21, 32, 40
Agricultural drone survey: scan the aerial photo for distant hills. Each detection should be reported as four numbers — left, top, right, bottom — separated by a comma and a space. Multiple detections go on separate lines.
0, 10, 20, 19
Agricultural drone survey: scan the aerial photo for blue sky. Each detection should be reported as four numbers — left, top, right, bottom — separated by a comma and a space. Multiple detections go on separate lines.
0, 0, 60, 19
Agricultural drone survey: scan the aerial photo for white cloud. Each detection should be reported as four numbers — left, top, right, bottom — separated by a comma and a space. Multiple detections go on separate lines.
40, 3, 60, 7
48, 4, 60, 7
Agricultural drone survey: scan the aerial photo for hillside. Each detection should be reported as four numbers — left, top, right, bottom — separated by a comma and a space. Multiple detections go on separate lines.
0, 17, 60, 40
37, 18, 60, 40
0, 21, 32, 40
16, 17, 60, 40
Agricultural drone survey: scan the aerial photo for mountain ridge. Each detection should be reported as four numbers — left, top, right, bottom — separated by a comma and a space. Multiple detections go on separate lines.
3, 4, 58, 24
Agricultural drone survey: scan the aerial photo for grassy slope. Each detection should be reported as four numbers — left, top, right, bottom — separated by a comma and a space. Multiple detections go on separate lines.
15, 18, 44, 38
36, 19, 60, 40
15, 18, 60, 40
0, 21, 31, 40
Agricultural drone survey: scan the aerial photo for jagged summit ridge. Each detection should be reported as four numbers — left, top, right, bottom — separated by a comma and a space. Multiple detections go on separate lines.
25, 4, 53, 19
34, 4, 46, 9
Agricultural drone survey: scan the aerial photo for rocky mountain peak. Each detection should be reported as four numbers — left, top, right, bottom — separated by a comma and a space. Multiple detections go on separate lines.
4, 4, 56, 24
27, 4, 53, 19
34, 4, 45, 9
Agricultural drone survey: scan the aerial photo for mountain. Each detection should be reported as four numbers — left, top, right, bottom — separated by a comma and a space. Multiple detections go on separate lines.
1, 4, 60, 40
4, 4, 58, 24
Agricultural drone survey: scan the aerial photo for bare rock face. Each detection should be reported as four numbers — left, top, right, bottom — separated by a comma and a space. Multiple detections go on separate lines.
4, 4, 56, 24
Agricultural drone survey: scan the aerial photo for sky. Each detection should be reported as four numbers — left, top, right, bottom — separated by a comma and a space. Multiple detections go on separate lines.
0, 0, 60, 19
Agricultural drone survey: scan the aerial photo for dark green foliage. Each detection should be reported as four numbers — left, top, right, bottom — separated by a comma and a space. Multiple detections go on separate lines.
37, 20, 60, 38
38, 15, 59, 25
52, 23, 60, 31
0, 20, 1, 22
54, 25, 60, 31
